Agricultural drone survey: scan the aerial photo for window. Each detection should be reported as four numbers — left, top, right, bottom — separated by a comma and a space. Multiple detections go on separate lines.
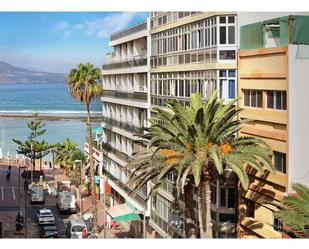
228, 80, 235, 99
243, 90, 262, 108
274, 151, 286, 174
211, 210, 216, 220
219, 50, 236, 60
267, 91, 287, 110
228, 26, 235, 44
220, 16, 226, 24
211, 183, 217, 205
228, 16, 235, 23
273, 216, 282, 232
219, 213, 236, 223
220, 27, 226, 44
228, 187, 236, 208
245, 199, 255, 218
220, 188, 226, 207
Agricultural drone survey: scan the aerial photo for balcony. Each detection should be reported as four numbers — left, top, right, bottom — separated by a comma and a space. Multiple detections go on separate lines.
102, 116, 144, 135
110, 21, 147, 41
102, 89, 148, 102
103, 55, 147, 70
101, 141, 131, 163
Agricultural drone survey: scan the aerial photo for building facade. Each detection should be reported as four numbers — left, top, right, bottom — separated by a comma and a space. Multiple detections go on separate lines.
99, 21, 152, 238
149, 12, 239, 238
237, 15, 309, 238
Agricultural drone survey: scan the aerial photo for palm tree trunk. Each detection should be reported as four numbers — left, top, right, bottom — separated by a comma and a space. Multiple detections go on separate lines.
197, 176, 213, 238
184, 179, 196, 238
86, 106, 98, 234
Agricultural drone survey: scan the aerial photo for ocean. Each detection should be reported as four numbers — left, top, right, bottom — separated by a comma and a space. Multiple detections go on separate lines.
0, 82, 102, 159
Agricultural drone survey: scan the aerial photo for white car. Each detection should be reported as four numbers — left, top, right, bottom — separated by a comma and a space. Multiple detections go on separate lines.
30, 186, 45, 204
36, 209, 55, 225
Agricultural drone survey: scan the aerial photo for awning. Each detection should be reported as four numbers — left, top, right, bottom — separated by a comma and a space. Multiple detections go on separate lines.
107, 203, 141, 221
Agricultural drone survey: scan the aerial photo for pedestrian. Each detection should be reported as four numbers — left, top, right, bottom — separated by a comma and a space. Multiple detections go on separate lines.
106, 214, 112, 229
6, 166, 12, 181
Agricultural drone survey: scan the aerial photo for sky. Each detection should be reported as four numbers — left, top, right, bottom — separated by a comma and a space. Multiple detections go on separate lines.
0, 12, 149, 73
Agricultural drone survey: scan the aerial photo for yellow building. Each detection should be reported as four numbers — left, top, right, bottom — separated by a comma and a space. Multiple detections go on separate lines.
237, 15, 309, 238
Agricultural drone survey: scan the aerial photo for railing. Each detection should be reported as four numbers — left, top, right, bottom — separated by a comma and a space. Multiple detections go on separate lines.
102, 89, 148, 102
101, 141, 130, 163
103, 55, 147, 70
102, 116, 144, 135
110, 21, 147, 41
103, 167, 147, 207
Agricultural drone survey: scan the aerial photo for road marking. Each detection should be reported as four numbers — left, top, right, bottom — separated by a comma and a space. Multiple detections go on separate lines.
1, 186, 3, 200
12, 186, 16, 200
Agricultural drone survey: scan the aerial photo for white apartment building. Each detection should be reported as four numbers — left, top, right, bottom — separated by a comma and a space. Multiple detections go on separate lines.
100, 21, 152, 238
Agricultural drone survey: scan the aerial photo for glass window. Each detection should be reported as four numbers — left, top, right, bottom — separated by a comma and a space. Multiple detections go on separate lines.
219, 50, 236, 60
228, 16, 235, 23
211, 184, 217, 205
274, 151, 286, 174
220, 27, 226, 44
219, 213, 235, 223
228, 80, 235, 99
228, 26, 235, 44
228, 70, 236, 77
220, 188, 226, 207
267, 91, 287, 110
211, 210, 216, 220
179, 80, 184, 97
244, 90, 250, 106
219, 70, 227, 77
228, 187, 236, 208
220, 16, 226, 23
244, 90, 262, 108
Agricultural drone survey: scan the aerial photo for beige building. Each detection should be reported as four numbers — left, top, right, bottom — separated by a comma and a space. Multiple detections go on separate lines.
237, 15, 309, 238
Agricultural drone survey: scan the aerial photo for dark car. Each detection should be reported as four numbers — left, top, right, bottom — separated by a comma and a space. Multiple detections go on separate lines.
39, 225, 59, 238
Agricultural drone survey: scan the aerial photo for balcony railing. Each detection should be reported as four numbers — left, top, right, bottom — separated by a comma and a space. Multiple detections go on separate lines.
101, 141, 131, 163
102, 116, 144, 135
102, 89, 148, 102
110, 21, 147, 41
103, 168, 146, 207
103, 55, 147, 70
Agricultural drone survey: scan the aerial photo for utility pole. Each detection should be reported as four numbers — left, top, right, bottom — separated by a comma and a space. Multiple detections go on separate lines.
18, 164, 20, 212
30, 141, 33, 185
24, 184, 28, 238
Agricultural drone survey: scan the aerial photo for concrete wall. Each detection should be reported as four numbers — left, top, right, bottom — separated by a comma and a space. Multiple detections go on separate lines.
288, 45, 309, 190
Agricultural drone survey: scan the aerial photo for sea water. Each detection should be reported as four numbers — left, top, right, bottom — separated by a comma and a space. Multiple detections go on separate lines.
0, 82, 102, 159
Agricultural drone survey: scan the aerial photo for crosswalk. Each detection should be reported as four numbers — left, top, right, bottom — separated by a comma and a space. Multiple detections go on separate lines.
0, 185, 24, 206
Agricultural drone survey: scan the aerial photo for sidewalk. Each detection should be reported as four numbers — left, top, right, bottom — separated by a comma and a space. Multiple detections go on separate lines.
76, 195, 130, 238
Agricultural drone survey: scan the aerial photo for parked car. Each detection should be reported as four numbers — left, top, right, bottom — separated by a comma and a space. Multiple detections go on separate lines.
39, 225, 59, 238
36, 209, 55, 225
66, 219, 87, 239
30, 186, 45, 204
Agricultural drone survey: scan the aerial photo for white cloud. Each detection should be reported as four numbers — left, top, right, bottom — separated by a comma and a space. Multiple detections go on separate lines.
55, 21, 70, 31
53, 12, 145, 39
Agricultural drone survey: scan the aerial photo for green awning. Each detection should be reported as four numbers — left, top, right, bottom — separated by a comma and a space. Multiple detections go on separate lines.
107, 203, 141, 221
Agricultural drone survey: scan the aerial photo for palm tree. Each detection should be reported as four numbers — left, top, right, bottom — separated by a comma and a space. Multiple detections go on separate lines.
54, 138, 79, 173
127, 91, 274, 238
275, 183, 309, 238
67, 63, 103, 233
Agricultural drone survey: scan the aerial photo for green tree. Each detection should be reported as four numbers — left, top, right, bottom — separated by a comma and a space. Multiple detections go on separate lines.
127, 91, 274, 238
275, 183, 309, 238
55, 138, 86, 185
67, 63, 103, 233
13, 113, 54, 176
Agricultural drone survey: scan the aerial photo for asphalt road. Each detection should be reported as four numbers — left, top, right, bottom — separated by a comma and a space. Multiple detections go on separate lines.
0, 164, 78, 238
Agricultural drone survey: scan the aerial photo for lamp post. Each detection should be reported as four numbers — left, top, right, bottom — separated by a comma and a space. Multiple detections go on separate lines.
51, 149, 55, 180
74, 159, 83, 216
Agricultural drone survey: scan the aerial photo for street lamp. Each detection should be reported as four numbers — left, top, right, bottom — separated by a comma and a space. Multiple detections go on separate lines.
74, 159, 83, 216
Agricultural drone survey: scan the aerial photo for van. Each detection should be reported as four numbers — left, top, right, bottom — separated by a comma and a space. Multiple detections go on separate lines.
66, 219, 87, 239
31, 186, 44, 204
57, 192, 76, 213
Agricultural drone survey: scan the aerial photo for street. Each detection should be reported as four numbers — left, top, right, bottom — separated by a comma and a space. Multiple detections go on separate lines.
0, 164, 78, 238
